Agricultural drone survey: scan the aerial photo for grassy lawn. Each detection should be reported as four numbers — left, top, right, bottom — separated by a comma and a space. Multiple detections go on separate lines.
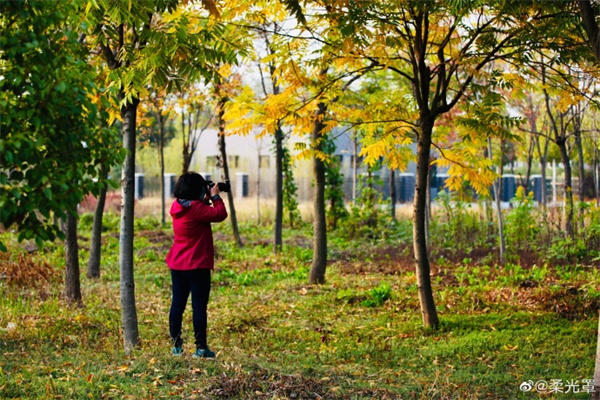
0, 213, 598, 399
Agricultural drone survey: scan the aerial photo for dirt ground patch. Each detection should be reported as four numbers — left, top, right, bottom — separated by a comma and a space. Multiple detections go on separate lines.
334, 245, 415, 275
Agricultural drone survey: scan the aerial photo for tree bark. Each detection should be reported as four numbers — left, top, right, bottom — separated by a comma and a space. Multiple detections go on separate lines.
119, 97, 141, 354
274, 123, 284, 253
257, 142, 261, 225
390, 168, 396, 221
413, 118, 438, 328
579, 0, 600, 65
87, 164, 108, 279
576, 5, 600, 397
594, 140, 600, 208
65, 207, 82, 306
158, 112, 166, 225
352, 133, 358, 204
488, 138, 506, 265
217, 96, 244, 248
576, 127, 585, 230
593, 310, 600, 400
524, 134, 535, 191
309, 101, 328, 285
182, 111, 188, 174
557, 137, 575, 238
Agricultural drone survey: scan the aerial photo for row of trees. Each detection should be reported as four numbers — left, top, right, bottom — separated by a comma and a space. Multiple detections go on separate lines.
2, 0, 600, 356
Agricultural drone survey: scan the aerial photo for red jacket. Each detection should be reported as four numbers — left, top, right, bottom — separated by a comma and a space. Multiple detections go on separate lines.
165, 198, 228, 270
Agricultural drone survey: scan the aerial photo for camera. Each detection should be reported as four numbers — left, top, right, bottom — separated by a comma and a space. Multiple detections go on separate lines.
207, 180, 230, 193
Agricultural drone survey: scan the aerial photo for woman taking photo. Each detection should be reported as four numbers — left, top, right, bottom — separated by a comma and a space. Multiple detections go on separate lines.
165, 172, 227, 358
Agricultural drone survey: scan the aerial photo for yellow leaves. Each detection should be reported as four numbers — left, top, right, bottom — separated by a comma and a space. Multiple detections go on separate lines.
342, 38, 355, 55
107, 107, 121, 126
218, 64, 232, 79
434, 147, 495, 196
556, 90, 583, 113
260, 53, 277, 65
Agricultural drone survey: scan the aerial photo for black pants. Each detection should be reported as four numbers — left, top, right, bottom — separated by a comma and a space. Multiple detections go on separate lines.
169, 268, 211, 349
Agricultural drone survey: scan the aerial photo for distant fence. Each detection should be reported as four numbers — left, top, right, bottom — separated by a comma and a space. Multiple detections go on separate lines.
129, 173, 585, 205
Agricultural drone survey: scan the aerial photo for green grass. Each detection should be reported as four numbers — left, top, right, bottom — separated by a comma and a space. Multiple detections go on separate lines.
0, 218, 598, 399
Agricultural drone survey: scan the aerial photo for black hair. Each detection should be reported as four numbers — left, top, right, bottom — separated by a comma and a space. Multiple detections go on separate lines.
173, 172, 208, 200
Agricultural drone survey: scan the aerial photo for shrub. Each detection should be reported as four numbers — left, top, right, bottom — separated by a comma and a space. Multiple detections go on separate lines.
505, 187, 539, 254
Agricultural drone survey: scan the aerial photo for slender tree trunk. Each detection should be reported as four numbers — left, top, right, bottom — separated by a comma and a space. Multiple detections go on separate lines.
540, 156, 548, 212
488, 138, 506, 265
158, 113, 166, 225
575, 128, 585, 230
257, 144, 261, 225
309, 101, 328, 285
594, 142, 600, 208
524, 135, 534, 191
368, 166, 374, 205
87, 164, 108, 279
557, 138, 574, 238
579, 0, 600, 64
274, 123, 284, 253
535, 132, 550, 222
352, 134, 358, 204
576, 5, 600, 397
594, 310, 600, 400
425, 172, 431, 252
65, 206, 82, 305
217, 96, 243, 248
390, 168, 396, 221
119, 98, 141, 354
413, 118, 438, 328
182, 112, 189, 174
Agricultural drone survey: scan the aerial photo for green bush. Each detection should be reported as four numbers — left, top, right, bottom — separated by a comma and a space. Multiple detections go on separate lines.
547, 236, 588, 263
431, 191, 490, 256
134, 215, 162, 231
505, 187, 539, 254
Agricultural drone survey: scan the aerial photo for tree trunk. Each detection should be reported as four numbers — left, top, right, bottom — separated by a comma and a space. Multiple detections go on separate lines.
488, 138, 506, 265
274, 123, 284, 253
309, 101, 328, 285
217, 96, 244, 248
594, 142, 600, 208
535, 132, 550, 222
524, 134, 534, 191
390, 168, 396, 221
65, 206, 82, 305
87, 164, 107, 279
593, 311, 600, 400
540, 155, 548, 213
557, 138, 574, 238
158, 113, 166, 225
352, 133, 358, 204
575, 127, 585, 230
579, 0, 600, 65
367, 166, 374, 205
413, 118, 439, 328
182, 112, 189, 174
257, 144, 261, 225
425, 176, 431, 252
119, 98, 141, 354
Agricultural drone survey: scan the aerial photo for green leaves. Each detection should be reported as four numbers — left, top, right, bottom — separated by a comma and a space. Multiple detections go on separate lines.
1, 0, 121, 249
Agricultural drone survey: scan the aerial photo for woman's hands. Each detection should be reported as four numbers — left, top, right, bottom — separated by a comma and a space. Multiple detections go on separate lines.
209, 184, 220, 197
